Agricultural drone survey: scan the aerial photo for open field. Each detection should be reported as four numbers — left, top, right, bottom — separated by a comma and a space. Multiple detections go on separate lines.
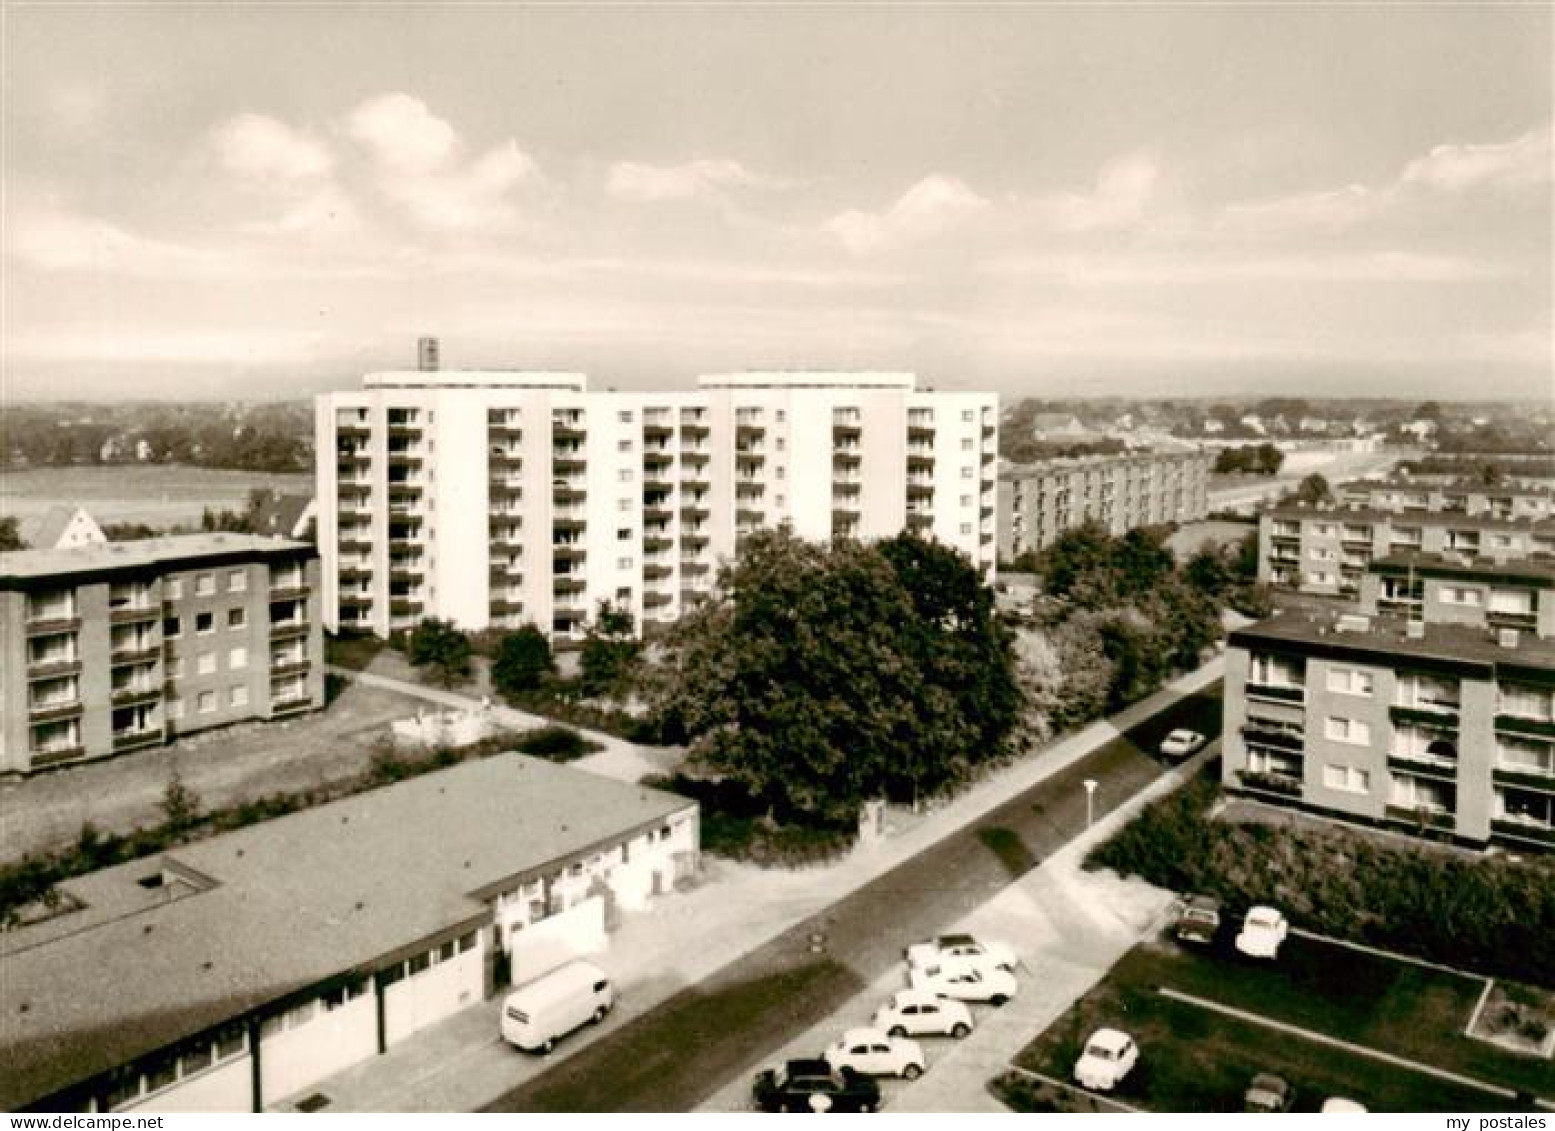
998, 932, 1552, 1112
1, 464, 314, 530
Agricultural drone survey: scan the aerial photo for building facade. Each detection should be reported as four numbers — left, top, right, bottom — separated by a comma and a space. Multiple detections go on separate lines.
2, 754, 699, 1113
1337, 479, 1555, 521
1257, 504, 1555, 596
0, 535, 323, 777
997, 451, 1211, 561
316, 359, 998, 639
1222, 554, 1555, 852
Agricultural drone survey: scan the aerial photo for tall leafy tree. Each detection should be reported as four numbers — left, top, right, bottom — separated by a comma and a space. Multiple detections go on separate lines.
491, 624, 555, 696
579, 601, 642, 699
407, 617, 472, 687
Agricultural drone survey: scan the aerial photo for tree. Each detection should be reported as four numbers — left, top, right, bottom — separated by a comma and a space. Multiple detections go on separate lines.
406, 617, 472, 687
0, 516, 24, 551
579, 601, 641, 699
1292, 473, 1334, 506
1038, 521, 1122, 608
491, 624, 555, 697
1114, 527, 1175, 601
161, 771, 203, 836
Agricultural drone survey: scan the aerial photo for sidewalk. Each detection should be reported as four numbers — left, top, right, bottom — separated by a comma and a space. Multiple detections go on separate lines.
280, 657, 1222, 1112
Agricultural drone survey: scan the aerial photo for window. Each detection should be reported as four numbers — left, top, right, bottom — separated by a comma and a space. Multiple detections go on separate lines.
1441, 585, 1483, 606
231, 686, 249, 708
618, 528, 632, 542
618, 468, 634, 482
618, 499, 633, 512
1326, 667, 1374, 697
618, 410, 634, 423
961, 437, 974, 451
960, 494, 973, 507
166, 578, 183, 600
961, 409, 974, 422
961, 466, 974, 479
228, 607, 246, 629
617, 439, 632, 452
198, 653, 217, 676
227, 569, 246, 593
198, 691, 216, 714
196, 612, 214, 635
438, 939, 457, 962
1390, 774, 1453, 813
776, 437, 786, 451
164, 616, 181, 639
1325, 717, 1371, 746
1323, 764, 1371, 794
195, 573, 215, 597
960, 522, 973, 535
1309, 547, 1335, 561
617, 557, 633, 570
230, 646, 248, 670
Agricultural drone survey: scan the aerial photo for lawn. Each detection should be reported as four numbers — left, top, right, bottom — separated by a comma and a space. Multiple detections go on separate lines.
998, 935, 1553, 1113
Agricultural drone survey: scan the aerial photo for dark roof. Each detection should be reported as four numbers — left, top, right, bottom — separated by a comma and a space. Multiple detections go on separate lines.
1229, 610, 1555, 677
0, 754, 696, 1110
1266, 504, 1555, 534
251, 493, 314, 539
1370, 551, 1555, 587
0, 534, 313, 587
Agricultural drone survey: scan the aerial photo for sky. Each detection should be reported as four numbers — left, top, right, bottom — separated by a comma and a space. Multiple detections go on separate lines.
2, 3, 1551, 403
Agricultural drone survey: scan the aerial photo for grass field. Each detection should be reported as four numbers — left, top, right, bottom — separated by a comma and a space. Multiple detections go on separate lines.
1000, 933, 1553, 1112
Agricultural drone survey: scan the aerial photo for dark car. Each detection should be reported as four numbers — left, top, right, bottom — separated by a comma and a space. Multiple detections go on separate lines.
752, 1058, 882, 1112
1175, 895, 1222, 946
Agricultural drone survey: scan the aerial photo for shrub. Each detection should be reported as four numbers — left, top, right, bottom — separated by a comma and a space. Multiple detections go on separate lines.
512, 724, 600, 762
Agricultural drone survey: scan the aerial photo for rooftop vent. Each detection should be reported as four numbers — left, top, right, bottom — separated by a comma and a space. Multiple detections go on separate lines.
1336, 614, 1371, 634
418, 336, 440, 372
1497, 628, 1520, 649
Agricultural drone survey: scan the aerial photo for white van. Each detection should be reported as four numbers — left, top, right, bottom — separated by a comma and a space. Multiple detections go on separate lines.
500, 959, 614, 1053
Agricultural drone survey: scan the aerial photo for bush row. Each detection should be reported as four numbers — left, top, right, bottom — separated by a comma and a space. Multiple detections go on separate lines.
1086, 777, 1555, 987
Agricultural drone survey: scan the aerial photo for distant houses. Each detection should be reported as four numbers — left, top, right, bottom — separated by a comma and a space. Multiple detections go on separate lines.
17, 506, 107, 551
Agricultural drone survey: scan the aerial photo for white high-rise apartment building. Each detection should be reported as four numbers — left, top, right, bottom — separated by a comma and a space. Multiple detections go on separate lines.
316, 347, 998, 639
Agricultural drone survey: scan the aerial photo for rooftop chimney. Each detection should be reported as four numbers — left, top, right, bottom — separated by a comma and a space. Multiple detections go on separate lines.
417, 336, 440, 372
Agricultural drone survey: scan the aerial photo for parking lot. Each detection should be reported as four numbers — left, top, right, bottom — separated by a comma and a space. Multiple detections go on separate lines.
998, 920, 1554, 1112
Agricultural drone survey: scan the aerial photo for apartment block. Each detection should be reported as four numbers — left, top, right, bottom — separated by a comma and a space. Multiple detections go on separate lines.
1257, 503, 1555, 596
1338, 478, 1555, 521
1222, 554, 1555, 851
997, 451, 1211, 561
316, 357, 998, 639
0, 535, 323, 777
2, 754, 698, 1113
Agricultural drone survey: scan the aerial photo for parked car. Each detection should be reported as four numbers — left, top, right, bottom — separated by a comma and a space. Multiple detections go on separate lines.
1159, 729, 1208, 760
905, 932, 1016, 972
1072, 1027, 1139, 1092
752, 1058, 881, 1112
1175, 895, 1222, 946
1235, 905, 1290, 959
908, 962, 1018, 1005
1321, 1097, 1368, 1113
824, 1028, 926, 1080
872, 989, 975, 1039
1245, 1072, 1294, 1112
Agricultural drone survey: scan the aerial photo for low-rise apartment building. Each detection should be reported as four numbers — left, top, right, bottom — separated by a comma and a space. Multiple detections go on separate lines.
1, 754, 700, 1113
317, 350, 998, 640
1338, 478, 1555, 521
997, 451, 1211, 560
1223, 554, 1555, 852
1257, 504, 1555, 596
0, 535, 323, 777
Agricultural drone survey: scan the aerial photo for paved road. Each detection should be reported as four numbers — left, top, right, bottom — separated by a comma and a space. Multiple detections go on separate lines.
485, 682, 1224, 1112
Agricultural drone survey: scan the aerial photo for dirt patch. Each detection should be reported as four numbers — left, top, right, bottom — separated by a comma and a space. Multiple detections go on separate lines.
1469, 981, 1555, 1059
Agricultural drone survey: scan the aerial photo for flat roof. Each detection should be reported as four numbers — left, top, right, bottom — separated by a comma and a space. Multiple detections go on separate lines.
698, 371, 917, 390
1266, 504, 1555, 533
1230, 610, 1555, 675
1370, 550, 1555, 587
1001, 451, 1209, 480
0, 754, 695, 1110
361, 370, 589, 391
0, 534, 314, 586
1341, 479, 1554, 499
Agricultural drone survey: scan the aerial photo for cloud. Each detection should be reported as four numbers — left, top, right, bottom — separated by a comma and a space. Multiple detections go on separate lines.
984, 250, 1507, 286
344, 93, 538, 231
605, 158, 784, 203
1033, 154, 1161, 232
825, 175, 989, 255
213, 113, 332, 181
1400, 127, 1552, 192
346, 93, 458, 173
7, 207, 225, 277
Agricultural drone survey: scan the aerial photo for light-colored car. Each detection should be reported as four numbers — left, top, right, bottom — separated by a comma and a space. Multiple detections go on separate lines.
824, 1027, 926, 1080
905, 932, 1016, 973
908, 963, 1018, 1005
1073, 1028, 1138, 1092
1245, 1073, 1294, 1112
1321, 1098, 1367, 1113
872, 989, 975, 1039
1160, 729, 1207, 760
1235, 905, 1290, 959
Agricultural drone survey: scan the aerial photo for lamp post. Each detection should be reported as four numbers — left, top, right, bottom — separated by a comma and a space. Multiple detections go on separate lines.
1084, 779, 1098, 829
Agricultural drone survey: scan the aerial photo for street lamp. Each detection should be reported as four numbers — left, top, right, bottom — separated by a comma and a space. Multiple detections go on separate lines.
1084, 779, 1098, 829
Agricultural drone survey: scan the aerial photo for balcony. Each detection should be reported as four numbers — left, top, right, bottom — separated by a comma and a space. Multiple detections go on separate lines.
339, 563, 373, 583
270, 694, 314, 717
680, 448, 710, 466
270, 580, 310, 602
643, 473, 674, 493
553, 484, 587, 505
31, 745, 85, 768
644, 534, 673, 554
270, 619, 311, 638
908, 422, 935, 441
736, 423, 765, 442
680, 504, 710, 522
906, 480, 935, 499
339, 534, 373, 553
1387, 752, 1458, 781
487, 422, 524, 441
339, 592, 373, 608
682, 531, 709, 549
835, 450, 863, 467
832, 422, 862, 440
644, 591, 673, 609
337, 420, 371, 438
905, 451, 933, 470
28, 700, 83, 724
1487, 609, 1538, 632
680, 421, 710, 439
1235, 769, 1304, 798
112, 729, 164, 753
1385, 805, 1457, 833
25, 615, 81, 637
906, 513, 933, 531
554, 513, 587, 533
552, 454, 586, 474
553, 544, 587, 563
111, 643, 161, 665
386, 447, 424, 465
1246, 682, 1305, 705
1491, 817, 1555, 848
111, 684, 162, 707
644, 422, 674, 441
1389, 704, 1459, 730
270, 655, 310, 677
489, 597, 525, 616
554, 577, 587, 596
1495, 715, 1555, 740
1240, 721, 1304, 750
1492, 764, 1555, 792
109, 602, 159, 625
680, 561, 710, 576
388, 597, 422, 616
553, 424, 586, 444
643, 504, 673, 524
27, 656, 81, 679
737, 507, 766, 525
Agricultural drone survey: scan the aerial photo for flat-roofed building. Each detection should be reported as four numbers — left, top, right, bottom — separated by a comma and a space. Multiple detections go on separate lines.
0, 535, 323, 776
1337, 478, 1555, 521
997, 451, 1211, 561
316, 349, 998, 640
1, 754, 700, 1113
1257, 504, 1555, 596
1222, 555, 1555, 852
